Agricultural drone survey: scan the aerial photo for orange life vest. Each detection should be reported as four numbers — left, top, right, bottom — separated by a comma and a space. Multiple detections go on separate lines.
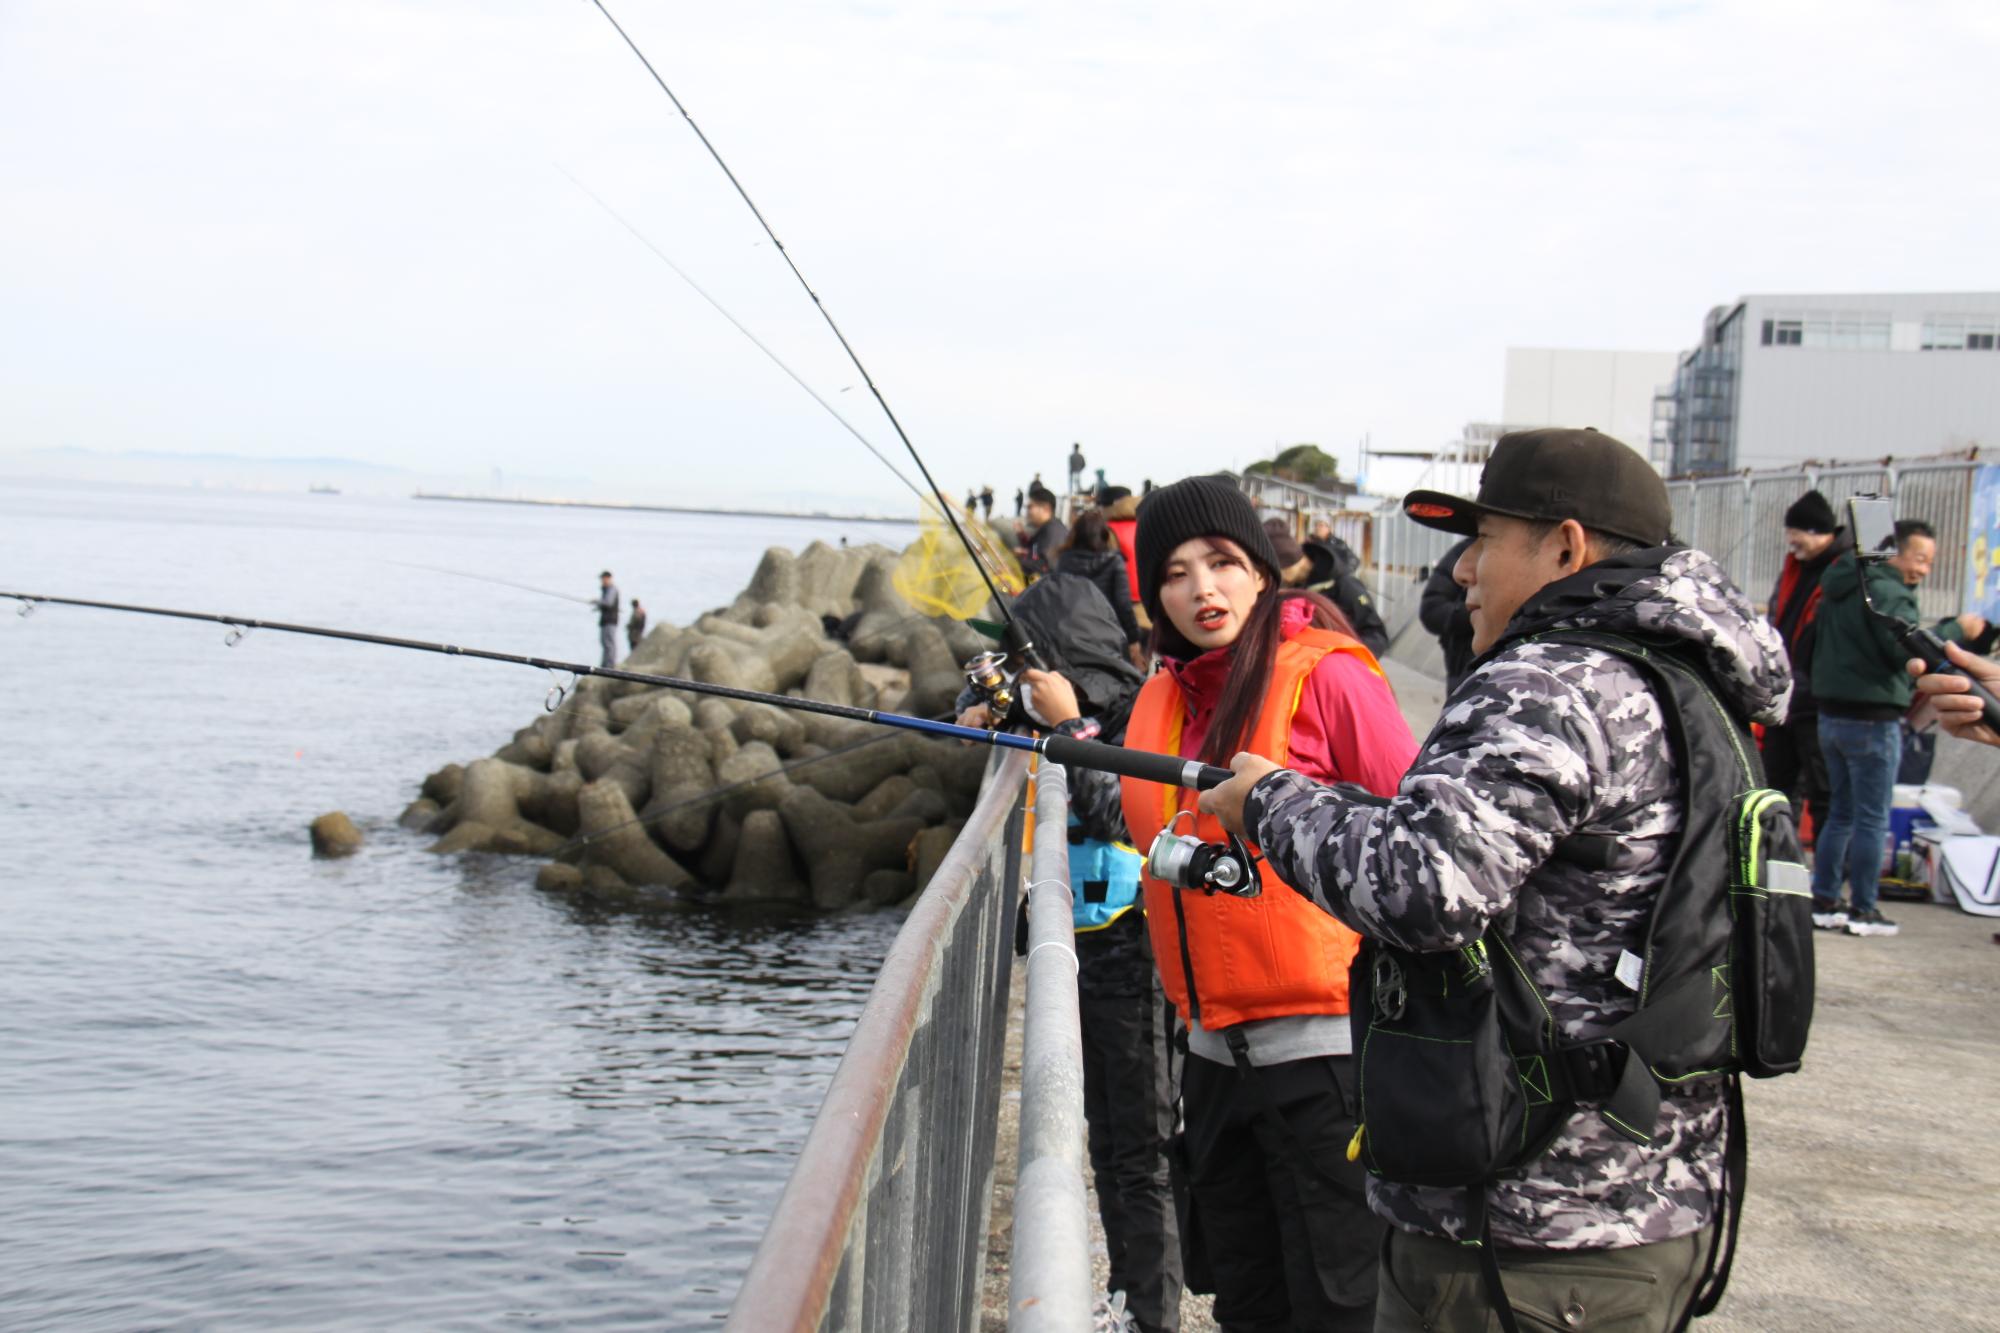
1122, 627, 1380, 1031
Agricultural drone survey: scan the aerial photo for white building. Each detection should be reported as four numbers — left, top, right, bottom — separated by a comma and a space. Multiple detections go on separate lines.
1503, 348, 1681, 465
1359, 348, 1677, 501
1652, 292, 2000, 476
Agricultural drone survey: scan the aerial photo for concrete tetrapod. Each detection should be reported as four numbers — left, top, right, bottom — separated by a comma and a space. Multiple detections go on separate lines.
642, 721, 717, 853
406, 538, 1009, 908
776, 786, 928, 911
573, 778, 694, 891
574, 731, 651, 810
721, 809, 810, 905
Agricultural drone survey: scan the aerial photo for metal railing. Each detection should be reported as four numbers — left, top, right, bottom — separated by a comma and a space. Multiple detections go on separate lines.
725, 750, 1030, 1333
1008, 762, 1092, 1332
1364, 451, 1997, 639
1663, 456, 1992, 620
1369, 506, 1462, 644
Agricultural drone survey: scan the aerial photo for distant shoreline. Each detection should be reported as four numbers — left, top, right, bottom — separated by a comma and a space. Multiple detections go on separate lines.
413, 491, 914, 526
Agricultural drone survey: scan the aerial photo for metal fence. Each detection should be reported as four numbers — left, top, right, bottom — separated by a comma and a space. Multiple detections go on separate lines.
725, 750, 1030, 1333
1664, 458, 1986, 621
1368, 508, 1463, 644
1008, 762, 1093, 1332
1367, 453, 1994, 633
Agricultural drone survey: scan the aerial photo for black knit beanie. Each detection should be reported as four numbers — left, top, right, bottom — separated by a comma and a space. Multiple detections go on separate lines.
1782, 490, 1836, 535
1135, 475, 1283, 620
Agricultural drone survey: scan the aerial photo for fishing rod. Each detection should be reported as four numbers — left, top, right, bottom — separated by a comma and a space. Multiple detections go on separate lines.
557, 166, 929, 508
5, 591, 1230, 793
583, 0, 1018, 638
388, 560, 595, 606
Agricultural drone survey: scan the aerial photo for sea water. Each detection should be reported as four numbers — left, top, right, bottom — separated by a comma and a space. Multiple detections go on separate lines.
0, 481, 917, 1330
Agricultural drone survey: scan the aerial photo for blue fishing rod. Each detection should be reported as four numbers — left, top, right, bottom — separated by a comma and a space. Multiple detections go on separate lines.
4, 590, 1230, 793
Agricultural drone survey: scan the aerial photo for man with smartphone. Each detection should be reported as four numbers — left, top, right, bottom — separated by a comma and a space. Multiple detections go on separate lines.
1809, 514, 1988, 937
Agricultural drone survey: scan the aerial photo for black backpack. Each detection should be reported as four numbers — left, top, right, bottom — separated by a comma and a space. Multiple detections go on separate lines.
1348, 630, 1815, 1331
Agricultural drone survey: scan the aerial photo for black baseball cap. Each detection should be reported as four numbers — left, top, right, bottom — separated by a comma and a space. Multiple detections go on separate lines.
1403, 427, 1671, 547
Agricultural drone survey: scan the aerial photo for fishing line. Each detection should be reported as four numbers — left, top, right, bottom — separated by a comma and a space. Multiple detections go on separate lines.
387, 560, 596, 605
556, 165, 928, 506
583, 0, 1018, 630
5, 591, 1230, 791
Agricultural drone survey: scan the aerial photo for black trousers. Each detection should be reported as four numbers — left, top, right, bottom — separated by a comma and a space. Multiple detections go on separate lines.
1182, 1051, 1381, 1333
1761, 718, 1828, 839
1081, 980, 1183, 1333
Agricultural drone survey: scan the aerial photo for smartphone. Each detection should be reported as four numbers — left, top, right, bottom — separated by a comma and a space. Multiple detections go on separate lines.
1848, 495, 1897, 561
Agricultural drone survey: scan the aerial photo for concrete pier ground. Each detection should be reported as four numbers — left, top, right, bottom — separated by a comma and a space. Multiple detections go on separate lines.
982, 657, 2000, 1332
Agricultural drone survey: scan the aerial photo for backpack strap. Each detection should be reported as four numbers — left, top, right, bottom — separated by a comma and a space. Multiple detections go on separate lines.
1465, 1186, 1524, 1333
1468, 1082, 1736, 1333
1529, 627, 1740, 1145
1686, 1074, 1748, 1324
1558, 1037, 1667, 1147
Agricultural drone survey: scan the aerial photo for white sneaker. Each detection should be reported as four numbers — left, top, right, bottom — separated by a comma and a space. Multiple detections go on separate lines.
1091, 1289, 1139, 1333
1846, 909, 1900, 937
1812, 910, 1849, 930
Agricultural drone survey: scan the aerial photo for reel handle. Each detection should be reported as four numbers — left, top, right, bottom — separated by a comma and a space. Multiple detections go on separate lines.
1903, 625, 2000, 734
1041, 734, 1234, 791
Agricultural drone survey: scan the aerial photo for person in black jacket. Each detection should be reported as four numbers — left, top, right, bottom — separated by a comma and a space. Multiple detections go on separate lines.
1289, 521, 1391, 658
1761, 491, 1848, 839
1018, 485, 1068, 579
1057, 509, 1144, 653
1418, 537, 1476, 691
594, 571, 620, 668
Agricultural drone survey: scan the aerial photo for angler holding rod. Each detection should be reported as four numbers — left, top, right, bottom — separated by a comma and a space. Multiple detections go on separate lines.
2, 590, 1230, 795
1195, 431, 1814, 1333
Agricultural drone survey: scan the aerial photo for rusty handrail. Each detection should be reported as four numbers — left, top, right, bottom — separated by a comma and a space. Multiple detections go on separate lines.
725, 748, 1030, 1332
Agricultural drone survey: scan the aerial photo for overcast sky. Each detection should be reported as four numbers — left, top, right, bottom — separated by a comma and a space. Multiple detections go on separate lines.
2, 1, 1995, 510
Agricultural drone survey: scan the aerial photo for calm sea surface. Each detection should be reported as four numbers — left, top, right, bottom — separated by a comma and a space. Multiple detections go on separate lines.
0, 481, 919, 1330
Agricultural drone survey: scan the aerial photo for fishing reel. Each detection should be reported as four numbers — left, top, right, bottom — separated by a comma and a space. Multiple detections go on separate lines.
962, 650, 1019, 718
964, 636, 1060, 728
1147, 811, 1262, 898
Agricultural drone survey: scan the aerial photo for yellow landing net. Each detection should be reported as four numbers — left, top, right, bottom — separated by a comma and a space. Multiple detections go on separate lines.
893, 498, 1025, 620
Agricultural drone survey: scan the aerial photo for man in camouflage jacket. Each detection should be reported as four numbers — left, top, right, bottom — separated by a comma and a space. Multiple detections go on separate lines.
1199, 429, 1793, 1330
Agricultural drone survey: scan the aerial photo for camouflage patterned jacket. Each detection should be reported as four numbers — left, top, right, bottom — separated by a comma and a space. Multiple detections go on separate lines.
1242, 547, 1792, 1250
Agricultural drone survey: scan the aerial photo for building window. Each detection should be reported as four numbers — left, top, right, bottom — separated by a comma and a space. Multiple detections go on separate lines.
1760, 311, 1889, 349
1921, 316, 2000, 350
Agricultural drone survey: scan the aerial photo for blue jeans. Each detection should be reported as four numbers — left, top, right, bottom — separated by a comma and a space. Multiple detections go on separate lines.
1812, 716, 1900, 915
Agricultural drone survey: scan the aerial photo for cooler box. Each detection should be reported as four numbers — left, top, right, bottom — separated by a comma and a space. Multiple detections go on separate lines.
1881, 785, 1962, 897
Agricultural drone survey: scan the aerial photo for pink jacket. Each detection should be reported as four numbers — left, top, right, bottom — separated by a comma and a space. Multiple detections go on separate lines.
1161, 598, 1414, 797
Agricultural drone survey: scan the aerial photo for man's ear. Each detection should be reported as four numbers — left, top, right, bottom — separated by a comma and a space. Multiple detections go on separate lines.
1556, 518, 1590, 568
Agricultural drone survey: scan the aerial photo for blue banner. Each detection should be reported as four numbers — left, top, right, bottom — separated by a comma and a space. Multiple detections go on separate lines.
1969, 465, 2000, 624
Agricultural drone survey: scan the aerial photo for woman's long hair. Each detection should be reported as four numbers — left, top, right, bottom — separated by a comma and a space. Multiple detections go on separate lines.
1150, 540, 1360, 768
1060, 508, 1113, 555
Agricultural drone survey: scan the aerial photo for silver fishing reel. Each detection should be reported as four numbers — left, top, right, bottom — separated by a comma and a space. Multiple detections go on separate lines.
1146, 811, 1262, 898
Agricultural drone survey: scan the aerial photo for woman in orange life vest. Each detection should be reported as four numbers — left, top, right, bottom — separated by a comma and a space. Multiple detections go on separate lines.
1120, 476, 1416, 1333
